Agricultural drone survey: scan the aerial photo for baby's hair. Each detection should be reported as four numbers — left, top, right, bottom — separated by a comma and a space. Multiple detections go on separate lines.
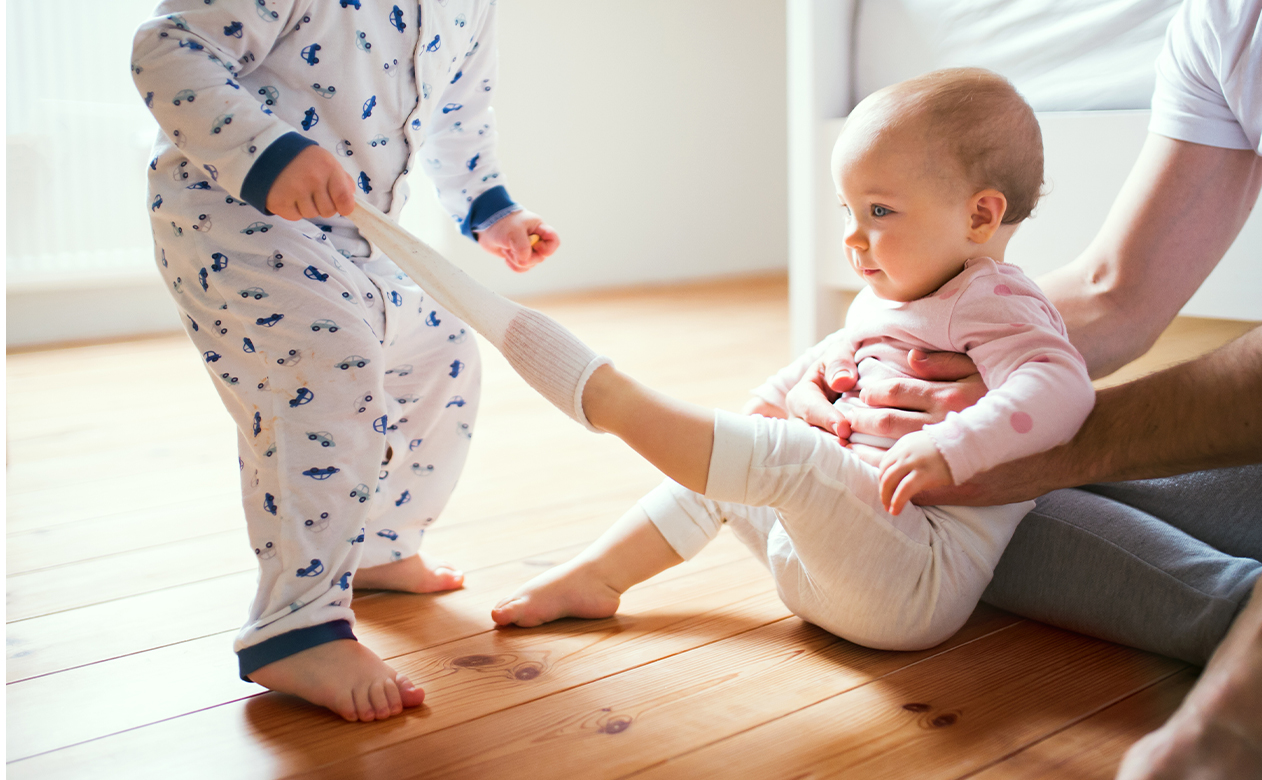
883, 68, 1044, 224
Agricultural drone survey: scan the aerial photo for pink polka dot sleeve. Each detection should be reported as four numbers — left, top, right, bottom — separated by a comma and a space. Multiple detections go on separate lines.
923, 265, 1095, 485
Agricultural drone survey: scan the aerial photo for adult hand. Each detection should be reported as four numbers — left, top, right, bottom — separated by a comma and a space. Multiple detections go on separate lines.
477, 210, 560, 272
266, 145, 356, 221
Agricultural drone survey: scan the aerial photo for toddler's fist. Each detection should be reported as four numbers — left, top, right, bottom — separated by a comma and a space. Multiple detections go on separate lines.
266, 145, 356, 221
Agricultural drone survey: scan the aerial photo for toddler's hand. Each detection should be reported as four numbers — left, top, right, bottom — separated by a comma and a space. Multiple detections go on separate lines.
266, 145, 356, 222
477, 210, 559, 272
877, 430, 952, 515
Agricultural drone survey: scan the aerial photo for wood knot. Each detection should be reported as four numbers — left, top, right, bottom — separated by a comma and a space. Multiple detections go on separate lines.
513, 663, 543, 680
902, 703, 931, 713
452, 654, 498, 668
931, 712, 960, 728
600, 716, 632, 734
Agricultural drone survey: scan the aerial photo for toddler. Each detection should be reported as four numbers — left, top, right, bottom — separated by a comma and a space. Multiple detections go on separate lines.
133, 0, 556, 721
350, 67, 1096, 653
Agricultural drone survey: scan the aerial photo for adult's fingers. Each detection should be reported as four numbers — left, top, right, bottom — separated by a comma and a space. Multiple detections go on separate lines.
785, 371, 849, 438
823, 352, 859, 393
907, 349, 979, 381
846, 404, 932, 441
859, 374, 985, 417
846, 442, 886, 469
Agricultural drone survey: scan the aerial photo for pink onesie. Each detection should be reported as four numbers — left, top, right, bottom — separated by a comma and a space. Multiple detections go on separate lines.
637, 258, 1096, 651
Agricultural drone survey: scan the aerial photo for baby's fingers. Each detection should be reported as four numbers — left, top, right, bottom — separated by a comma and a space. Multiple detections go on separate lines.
886, 472, 924, 516
329, 169, 356, 216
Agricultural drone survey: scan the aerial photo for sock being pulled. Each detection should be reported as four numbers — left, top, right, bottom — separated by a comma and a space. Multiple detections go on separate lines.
348, 197, 610, 431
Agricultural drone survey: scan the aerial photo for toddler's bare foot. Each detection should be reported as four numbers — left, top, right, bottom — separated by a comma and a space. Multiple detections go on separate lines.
356, 552, 464, 593
491, 558, 624, 628
247, 639, 424, 722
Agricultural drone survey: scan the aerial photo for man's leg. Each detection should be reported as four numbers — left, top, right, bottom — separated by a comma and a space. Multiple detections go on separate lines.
983, 477, 1262, 665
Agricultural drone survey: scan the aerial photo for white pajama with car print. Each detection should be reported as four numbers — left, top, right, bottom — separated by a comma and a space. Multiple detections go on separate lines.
133, 0, 517, 676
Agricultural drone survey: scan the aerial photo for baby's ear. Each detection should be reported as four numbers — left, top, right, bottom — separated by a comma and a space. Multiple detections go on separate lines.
968, 190, 1007, 242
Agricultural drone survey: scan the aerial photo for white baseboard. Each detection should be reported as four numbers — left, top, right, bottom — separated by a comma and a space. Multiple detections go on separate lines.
6, 272, 185, 348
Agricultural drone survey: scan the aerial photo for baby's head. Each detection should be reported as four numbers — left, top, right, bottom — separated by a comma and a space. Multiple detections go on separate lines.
831, 68, 1043, 301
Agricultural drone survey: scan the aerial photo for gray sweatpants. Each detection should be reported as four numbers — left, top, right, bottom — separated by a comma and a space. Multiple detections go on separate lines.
983, 464, 1262, 665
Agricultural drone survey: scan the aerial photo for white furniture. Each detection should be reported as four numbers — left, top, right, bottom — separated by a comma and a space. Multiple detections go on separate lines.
787, 0, 1262, 352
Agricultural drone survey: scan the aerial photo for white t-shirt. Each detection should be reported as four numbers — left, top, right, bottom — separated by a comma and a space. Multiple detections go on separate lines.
1150, 0, 1262, 152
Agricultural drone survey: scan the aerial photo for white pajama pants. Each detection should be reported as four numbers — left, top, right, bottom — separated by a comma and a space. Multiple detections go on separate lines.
640, 411, 1033, 650
151, 194, 479, 674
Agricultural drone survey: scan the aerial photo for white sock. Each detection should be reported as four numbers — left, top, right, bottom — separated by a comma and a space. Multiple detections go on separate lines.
349, 197, 610, 431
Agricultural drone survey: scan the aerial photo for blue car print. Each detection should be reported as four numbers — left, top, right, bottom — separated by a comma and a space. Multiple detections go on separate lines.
211, 252, 229, 271
203, 350, 221, 363
252, 411, 262, 436
340, 0, 361, 7
241, 222, 271, 235
151, 194, 163, 211
220, 371, 240, 385
445, 396, 466, 408
178, 38, 204, 52
289, 387, 314, 407
173, 89, 196, 105
307, 431, 335, 447
466, 153, 479, 171
255, 0, 279, 21
303, 466, 340, 480
254, 541, 276, 559
312, 83, 336, 98
187, 181, 211, 191
442, 103, 463, 114
337, 571, 352, 590
449, 359, 464, 378
264, 492, 278, 515
212, 318, 228, 335
385, 364, 413, 378
358, 172, 372, 194
424, 34, 440, 53
257, 85, 279, 105
311, 319, 339, 332
336, 139, 353, 156
256, 313, 284, 327
304, 265, 329, 282
447, 328, 467, 344
386, 59, 403, 77
198, 267, 209, 291
275, 348, 302, 367
349, 484, 372, 503
210, 114, 233, 134
451, 70, 463, 85
409, 438, 424, 451
336, 355, 370, 370
355, 30, 371, 51
223, 20, 243, 37
373, 415, 388, 434
353, 392, 374, 413
296, 559, 325, 577
389, 5, 406, 31
239, 287, 268, 300
425, 311, 441, 327
243, 337, 255, 353
378, 527, 400, 539
361, 95, 376, 118
369, 134, 388, 147
204, 163, 218, 181
412, 463, 434, 476
302, 107, 319, 130
305, 513, 330, 532
292, 12, 312, 31
267, 251, 284, 270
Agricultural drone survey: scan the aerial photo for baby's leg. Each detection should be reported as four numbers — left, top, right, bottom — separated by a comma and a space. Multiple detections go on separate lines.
492, 500, 684, 627
154, 216, 430, 720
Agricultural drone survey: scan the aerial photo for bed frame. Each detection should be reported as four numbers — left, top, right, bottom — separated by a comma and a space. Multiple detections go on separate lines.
787, 0, 1262, 353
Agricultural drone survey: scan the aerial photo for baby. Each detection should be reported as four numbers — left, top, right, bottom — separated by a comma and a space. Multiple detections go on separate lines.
133, 0, 557, 721
351, 67, 1096, 655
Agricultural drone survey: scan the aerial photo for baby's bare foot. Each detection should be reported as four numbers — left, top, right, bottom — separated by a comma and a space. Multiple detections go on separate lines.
356, 552, 464, 593
247, 639, 424, 722
491, 559, 623, 628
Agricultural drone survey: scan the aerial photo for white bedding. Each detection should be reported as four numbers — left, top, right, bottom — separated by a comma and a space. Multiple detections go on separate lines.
852, 0, 1182, 110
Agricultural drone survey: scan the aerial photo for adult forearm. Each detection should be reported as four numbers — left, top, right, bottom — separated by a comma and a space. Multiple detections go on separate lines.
1072, 326, 1262, 483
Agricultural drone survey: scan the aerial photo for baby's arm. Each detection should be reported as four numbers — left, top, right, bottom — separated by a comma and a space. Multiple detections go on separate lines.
923, 271, 1096, 487
132, 1, 315, 211
420, 4, 557, 270
877, 432, 953, 515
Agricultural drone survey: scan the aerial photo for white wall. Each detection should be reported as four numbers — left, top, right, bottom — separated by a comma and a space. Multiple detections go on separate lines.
5, 1, 789, 347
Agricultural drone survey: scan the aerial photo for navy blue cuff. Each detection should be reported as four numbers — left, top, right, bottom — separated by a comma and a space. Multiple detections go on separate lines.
240, 132, 320, 215
460, 184, 520, 240
238, 619, 356, 681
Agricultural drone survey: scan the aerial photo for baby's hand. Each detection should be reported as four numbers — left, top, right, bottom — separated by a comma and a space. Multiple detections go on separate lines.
266, 145, 356, 221
877, 430, 953, 515
477, 210, 559, 272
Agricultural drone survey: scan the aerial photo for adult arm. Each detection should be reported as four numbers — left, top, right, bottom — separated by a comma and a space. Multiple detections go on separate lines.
916, 325, 1262, 506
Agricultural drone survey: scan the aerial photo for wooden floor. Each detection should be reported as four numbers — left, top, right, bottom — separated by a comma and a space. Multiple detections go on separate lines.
6, 275, 1257, 779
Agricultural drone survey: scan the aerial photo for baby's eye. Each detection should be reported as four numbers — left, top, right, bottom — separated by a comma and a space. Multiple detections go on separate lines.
871, 205, 891, 217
